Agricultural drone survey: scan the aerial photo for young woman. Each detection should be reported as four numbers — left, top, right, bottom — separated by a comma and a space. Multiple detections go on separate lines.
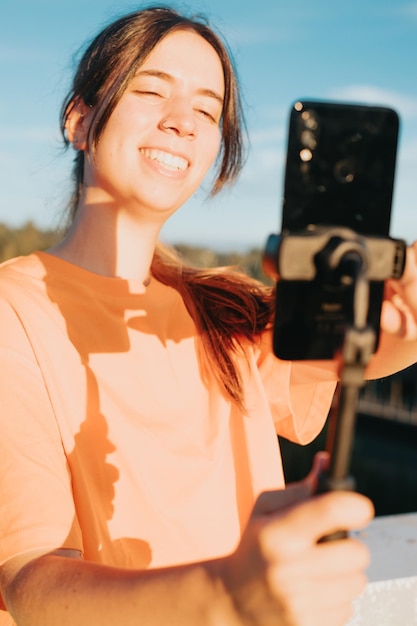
0, 5, 416, 626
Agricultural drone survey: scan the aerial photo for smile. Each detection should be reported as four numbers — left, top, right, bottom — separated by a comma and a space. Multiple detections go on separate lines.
140, 148, 189, 172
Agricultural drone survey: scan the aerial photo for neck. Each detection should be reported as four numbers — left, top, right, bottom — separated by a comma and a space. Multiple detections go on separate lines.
49, 202, 162, 283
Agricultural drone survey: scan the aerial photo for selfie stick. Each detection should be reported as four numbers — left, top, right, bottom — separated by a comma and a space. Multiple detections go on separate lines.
263, 226, 406, 539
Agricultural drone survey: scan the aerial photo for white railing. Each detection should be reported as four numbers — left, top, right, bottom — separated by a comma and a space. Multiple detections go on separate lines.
358, 397, 417, 426
347, 512, 417, 625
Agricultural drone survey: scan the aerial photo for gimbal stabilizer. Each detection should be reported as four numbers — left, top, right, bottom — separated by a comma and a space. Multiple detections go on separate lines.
263, 226, 407, 539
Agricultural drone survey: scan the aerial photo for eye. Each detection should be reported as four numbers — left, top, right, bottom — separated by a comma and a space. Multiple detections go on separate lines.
196, 108, 216, 122
195, 104, 222, 124
133, 90, 163, 99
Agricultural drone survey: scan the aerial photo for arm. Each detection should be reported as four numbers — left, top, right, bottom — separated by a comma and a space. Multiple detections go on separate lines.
1, 550, 237, 626
1, 456, 373, 626
367, 240, 417, 379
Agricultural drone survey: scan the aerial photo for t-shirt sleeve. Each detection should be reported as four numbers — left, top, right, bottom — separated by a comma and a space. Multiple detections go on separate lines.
257, 330, 338, 444
0, 298, 82, 567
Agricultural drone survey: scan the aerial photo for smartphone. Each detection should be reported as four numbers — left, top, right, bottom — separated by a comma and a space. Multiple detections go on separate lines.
271, 99, 400, 360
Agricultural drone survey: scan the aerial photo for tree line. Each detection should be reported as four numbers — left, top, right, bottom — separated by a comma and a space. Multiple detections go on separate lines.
0, 221, 62, 264
0, 221, 268, 282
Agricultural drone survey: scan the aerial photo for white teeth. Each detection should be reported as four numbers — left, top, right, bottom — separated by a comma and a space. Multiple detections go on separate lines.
140, 148, 188, 171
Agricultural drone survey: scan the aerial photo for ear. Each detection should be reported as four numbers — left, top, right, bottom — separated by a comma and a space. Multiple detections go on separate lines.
65, 99, 92, 150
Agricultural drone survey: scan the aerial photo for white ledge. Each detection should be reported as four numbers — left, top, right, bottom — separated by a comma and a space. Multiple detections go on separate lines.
347, 512, 417, 625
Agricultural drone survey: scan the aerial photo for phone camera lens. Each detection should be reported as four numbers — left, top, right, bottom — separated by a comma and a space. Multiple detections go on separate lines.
300, 148, 313, 162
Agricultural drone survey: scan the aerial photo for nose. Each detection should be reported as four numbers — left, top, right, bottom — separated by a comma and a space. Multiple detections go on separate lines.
159, 98, 197, 138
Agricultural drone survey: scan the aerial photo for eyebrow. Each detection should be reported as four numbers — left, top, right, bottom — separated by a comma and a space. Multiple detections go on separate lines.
135, 69, 224, 105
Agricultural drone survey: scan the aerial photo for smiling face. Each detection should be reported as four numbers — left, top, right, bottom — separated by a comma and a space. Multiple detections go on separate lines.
79, 29, 225, 222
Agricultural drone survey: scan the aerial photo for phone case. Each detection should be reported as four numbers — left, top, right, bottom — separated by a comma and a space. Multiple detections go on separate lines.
272, 100, 400, 360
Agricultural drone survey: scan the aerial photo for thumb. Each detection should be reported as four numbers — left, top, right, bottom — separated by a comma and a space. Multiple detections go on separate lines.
303, 450, 330, 492
253, 452, 330, 516
253, 483, 310, 517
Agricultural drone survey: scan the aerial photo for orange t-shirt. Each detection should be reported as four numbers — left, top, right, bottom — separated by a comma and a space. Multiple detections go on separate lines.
0, 252, 336, 618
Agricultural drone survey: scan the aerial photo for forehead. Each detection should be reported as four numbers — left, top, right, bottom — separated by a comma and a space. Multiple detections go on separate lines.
138, 29, 225, 95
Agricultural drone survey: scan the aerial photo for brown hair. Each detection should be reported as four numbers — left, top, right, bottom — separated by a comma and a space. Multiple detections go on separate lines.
151, 243, 274, 409
61, 5, 273, 409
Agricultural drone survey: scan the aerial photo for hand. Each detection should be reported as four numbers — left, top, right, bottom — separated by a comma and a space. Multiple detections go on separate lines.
381, 241, 417, 340
223, 453, 374, 626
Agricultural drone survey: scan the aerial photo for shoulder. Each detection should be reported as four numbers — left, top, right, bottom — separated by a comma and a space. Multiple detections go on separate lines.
0, 253, 54, 337
0, 253, 46, 294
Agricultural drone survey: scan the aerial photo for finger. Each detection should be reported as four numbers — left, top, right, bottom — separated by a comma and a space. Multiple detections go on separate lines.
283, 582, 364, 626
267, 542, 369, 625
315, 537, 371, 577
274, 571, 368, 617
270, 537, 370, 584
381, 296, 417, 339
400, 242, 417, 284
380, 299, 403, 335
304, 606, 355, 626
260, 491, 374, 559
302, 450, 330, 491
380, 242, 417, 338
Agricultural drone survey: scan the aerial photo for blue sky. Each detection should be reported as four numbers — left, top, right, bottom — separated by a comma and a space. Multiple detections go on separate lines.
1, 0, 416, 250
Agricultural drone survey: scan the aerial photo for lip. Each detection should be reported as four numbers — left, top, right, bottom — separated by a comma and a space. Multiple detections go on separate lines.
139, 147, 190, 174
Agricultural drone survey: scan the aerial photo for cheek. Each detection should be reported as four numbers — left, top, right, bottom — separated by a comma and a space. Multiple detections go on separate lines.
104, 100, 152, 141
202, 128, 222, 166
